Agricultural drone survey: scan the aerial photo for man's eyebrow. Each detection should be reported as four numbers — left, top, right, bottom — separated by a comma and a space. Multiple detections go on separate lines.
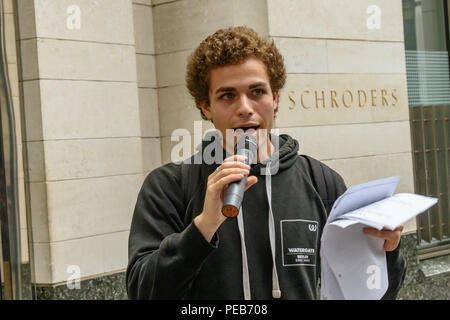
249, 82, 268, 89
214, 82, 268, 94
215, 87, 235, 94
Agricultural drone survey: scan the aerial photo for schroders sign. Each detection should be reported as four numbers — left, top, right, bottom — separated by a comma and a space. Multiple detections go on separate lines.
286, 88, 399, 110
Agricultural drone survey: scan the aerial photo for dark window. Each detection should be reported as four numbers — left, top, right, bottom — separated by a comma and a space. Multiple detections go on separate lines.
403, 0, 450, 259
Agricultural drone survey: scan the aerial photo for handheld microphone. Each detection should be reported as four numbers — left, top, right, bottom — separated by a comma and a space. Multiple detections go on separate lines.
221, 134, 258, 218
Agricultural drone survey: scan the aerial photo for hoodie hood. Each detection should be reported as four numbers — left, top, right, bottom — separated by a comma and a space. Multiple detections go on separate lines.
258, 133, 299, 174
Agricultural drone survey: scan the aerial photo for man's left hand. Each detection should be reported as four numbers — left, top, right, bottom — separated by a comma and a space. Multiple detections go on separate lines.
363, 225, 404, 252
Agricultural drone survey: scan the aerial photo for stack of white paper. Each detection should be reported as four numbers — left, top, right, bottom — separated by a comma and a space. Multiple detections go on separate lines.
320, 176, 438, 300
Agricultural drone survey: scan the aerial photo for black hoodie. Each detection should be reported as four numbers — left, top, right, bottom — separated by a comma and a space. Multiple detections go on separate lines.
126, 134, 406, 299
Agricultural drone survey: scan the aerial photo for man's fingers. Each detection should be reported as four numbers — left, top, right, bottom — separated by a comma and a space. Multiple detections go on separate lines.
211, 167, 250, 185
244, 176, 258, 191
363, 228, 391, 240
209, 173, 246, 195
363, 226, 403, 239
363, 225, 404, 252
223, 155, 248, 163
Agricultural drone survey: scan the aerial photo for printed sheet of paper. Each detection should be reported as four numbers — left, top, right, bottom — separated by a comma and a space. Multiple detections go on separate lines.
341, 193, 438, 231
320, 176, 438, 300
321, 222, 387, 300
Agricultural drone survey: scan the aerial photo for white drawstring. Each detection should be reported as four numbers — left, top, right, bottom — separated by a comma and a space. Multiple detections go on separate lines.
236, 162, 281, 300
266, 162, 281, 299
237, 207, 251, 300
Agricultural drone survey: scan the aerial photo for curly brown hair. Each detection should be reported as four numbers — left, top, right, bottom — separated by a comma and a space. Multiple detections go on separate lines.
186, 26, 286, 120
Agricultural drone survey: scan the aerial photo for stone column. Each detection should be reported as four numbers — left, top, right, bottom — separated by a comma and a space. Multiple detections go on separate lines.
17, 0, 144, 288
132, 0, 162, 176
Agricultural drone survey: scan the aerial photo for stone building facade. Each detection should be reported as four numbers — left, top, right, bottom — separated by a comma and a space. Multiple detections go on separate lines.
0, 0, 448, 299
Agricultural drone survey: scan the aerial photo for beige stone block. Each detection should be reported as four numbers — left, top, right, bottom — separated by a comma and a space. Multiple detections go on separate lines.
277, 74, 409, 127
155, 50, 190, 87
323, 152, 415, 194
142, 137, 162, 172
20, 227, 29, 264
20, 40, 39, 80
49, 236, 103, 284
157, 85, 195, 112
157, 85, 201, 136
136, 53, 157, 88
4, 0, 14, 13
100, 231, 129, 274
267, 0, 403, 41
18, 178, 26, 224
36, 39, 137, 82
13, 97, 23, 145
133, 3, 155, 54
232, 0, 269, 37
159, 104, 209, 137
152, 0, 173, 5
16, 143, 24, 180
160, 123, 215, 164
327, 40, 406, 74
33, 242, 51, 284
280, 121, 412, 161
5, 14, 17, 64
43, 137, 143, 181
17, 0, 37, 40
160, 135, 178, 165
139, 88, 160, 137
273, 38, 327, 73
22, 80, 43, 142
32, 0, 134, 45
18, 179, 27, 251
25, 141, 45, 182
8, 63, 19, 98
49, 231, 129, 284
12, 97, 23, 145
46, 174, 142, 242
133, 0, 152, 5
153, 0, 233, 54
29, 182, 49, 243
39, 80, 140, 140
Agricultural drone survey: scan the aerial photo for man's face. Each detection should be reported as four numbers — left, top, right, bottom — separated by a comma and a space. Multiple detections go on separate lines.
201, 57, 278, 154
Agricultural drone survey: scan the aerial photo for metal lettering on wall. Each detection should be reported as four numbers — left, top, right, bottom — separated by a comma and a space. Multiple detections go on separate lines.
286, 89, 399, 110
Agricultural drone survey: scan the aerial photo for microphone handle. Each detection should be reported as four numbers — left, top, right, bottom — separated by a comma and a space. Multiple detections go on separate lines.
221, 148, 254, 218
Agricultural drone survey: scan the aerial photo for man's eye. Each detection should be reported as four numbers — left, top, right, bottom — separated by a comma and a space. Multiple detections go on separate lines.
220, 93, 234, 100
253, 89, 265, 96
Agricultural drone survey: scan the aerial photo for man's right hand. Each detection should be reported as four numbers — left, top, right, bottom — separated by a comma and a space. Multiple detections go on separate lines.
194, 155, 258, 242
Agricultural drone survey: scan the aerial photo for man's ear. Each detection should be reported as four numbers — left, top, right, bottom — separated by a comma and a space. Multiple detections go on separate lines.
273, 91, 279, 112
200, 101, 212, 120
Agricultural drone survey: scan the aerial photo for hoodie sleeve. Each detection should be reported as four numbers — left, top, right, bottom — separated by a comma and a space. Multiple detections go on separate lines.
329, 168, 407, 300
126, 164, 218, 299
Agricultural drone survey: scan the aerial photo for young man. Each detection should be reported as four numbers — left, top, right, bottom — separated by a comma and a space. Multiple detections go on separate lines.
126, 26, 406, 300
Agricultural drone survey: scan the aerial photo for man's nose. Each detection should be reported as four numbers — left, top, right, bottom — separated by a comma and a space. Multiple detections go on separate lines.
236, 95, 254, 116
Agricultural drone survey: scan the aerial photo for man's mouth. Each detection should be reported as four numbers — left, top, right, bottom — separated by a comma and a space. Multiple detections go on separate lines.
233, 125, 260, 134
